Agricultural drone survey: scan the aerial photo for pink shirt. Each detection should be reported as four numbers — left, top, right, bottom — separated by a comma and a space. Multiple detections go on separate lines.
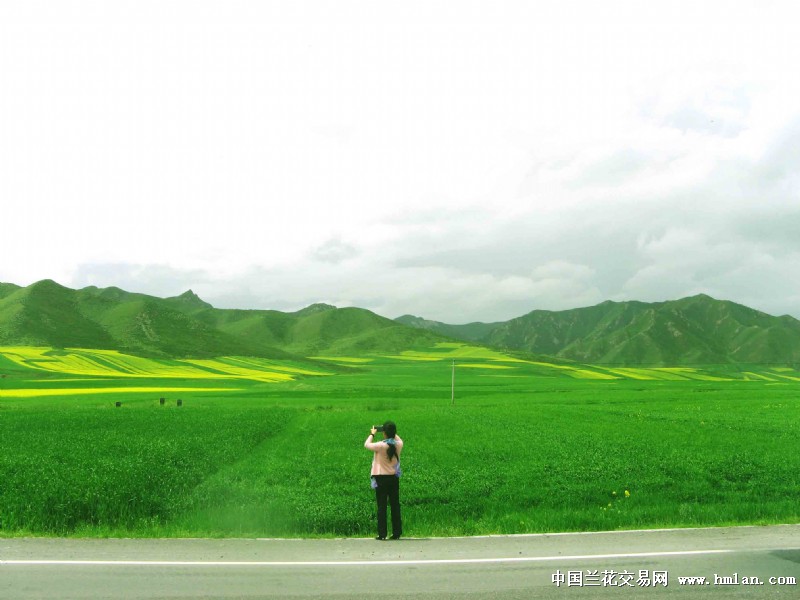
364, 435, 403, 476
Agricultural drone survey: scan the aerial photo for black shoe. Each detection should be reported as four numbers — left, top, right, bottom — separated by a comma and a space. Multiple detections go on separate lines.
375, 536, 386, 540
390, 535, 401, 540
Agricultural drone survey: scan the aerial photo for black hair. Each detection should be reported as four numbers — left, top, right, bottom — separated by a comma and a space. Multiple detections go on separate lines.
383, 420, 398, 460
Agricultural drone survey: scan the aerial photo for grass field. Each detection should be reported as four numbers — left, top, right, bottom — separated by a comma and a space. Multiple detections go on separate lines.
1, 345, 799, 538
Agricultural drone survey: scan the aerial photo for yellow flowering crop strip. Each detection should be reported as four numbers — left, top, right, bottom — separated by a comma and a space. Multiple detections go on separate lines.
182, 359, 293, 383
652, 367, 731, 382
0, 387, 234, 398
527, 361, 618, 380
565, 368, 619, 380
768, 371, 800, 382
742, 372, 777, 381
456, 363, 514, 370
221, 356, 331, 376
385, 345, 624, 380
381, 355, 442, 362
309, 356, 374, 363
601, 368, 670, 381
601, 367, 735, 381
0, 347, 331, 384
393, 343, 527, 363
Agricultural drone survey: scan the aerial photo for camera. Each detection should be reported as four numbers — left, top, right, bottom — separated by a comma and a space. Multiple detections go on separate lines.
373, 425, 385, 432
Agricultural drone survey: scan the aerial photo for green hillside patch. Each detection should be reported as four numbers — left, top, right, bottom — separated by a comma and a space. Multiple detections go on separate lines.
601, 367, 733, 382
769, 371, 800, 382
0, 280, 466, 360
0, 282, 21, 300
393, 342, 530, 362
528, 361, 619, 380
399, 294, 800, 366
742, 372, 778, 382
7, 280, 800, 367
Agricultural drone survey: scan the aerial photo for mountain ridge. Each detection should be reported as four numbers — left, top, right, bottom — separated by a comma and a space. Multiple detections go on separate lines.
0, 280, 451, 359
2, 280, 799, 364
396, 294, 800, 365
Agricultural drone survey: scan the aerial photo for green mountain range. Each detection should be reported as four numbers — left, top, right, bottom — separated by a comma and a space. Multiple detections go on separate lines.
2, 280, 799, 365
0, 280, 446, 359
397, 295, 800, 365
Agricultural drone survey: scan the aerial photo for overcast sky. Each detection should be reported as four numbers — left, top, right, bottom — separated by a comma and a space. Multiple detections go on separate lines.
2, 1, 799, 323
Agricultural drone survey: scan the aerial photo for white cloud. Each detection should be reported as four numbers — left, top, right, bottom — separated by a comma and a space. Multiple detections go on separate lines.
1, 1, 799, 322
309, 238, 359, 265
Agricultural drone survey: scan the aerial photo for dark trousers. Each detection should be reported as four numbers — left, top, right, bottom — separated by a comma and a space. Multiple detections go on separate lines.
374, 475, 401, 538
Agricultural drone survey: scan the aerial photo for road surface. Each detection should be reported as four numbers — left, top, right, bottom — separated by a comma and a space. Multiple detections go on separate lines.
2, 525, 799, 599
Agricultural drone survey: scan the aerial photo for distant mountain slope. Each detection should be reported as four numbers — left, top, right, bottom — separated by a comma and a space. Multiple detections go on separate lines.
0, 282, 21, 300
0, 280, 117, 349
0, 280, 290, 358
397, 295, 800, 365
395, 315, 502, 342
0, 280, 454, 359
5, 279, 799, 364
197, 304, 448, 356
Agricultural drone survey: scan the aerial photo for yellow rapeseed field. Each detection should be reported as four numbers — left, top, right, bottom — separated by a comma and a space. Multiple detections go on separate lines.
0, 387, 234, 398
0, 347, 329, 383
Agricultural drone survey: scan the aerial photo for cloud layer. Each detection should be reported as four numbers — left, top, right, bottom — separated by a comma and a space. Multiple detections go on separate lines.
2, 1, 799, 322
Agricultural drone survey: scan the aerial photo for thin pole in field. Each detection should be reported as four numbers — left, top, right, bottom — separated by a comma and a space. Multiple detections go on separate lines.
451, 359, 455, 405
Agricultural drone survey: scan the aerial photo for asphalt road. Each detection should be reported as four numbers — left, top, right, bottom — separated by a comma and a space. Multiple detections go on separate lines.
2, 525, 799, 599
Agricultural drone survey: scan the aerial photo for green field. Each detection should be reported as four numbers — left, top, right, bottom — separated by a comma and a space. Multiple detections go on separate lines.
1, 344, 799, 538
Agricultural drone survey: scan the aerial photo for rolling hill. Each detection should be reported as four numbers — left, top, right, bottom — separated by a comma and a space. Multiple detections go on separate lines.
0, 282, 21, 300
190, 302, 448, 356
3, 280, 800, 365
395, 314, 501, 342
0, 280, 450, 359
397, 295, 800, 365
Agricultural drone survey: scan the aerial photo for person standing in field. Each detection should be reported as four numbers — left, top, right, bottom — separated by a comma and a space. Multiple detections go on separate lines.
365, 420, 403, 540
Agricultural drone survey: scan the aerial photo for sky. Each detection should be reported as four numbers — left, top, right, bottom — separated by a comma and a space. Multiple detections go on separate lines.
2, 1, 799, 323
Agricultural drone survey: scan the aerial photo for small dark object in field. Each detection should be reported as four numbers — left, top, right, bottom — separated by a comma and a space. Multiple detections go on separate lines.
115, 401, 122, 407
177, 399, 183, 407
160, 397, 165, 405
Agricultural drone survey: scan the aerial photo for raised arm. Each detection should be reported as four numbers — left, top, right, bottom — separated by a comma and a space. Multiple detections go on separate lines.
365, 427, 382, 450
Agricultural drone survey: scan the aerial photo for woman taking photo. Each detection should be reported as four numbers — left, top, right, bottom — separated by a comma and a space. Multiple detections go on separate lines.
364, 420, 403, 540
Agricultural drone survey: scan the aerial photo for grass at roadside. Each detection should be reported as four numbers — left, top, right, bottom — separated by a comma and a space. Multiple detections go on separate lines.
1, 346, 799, 537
